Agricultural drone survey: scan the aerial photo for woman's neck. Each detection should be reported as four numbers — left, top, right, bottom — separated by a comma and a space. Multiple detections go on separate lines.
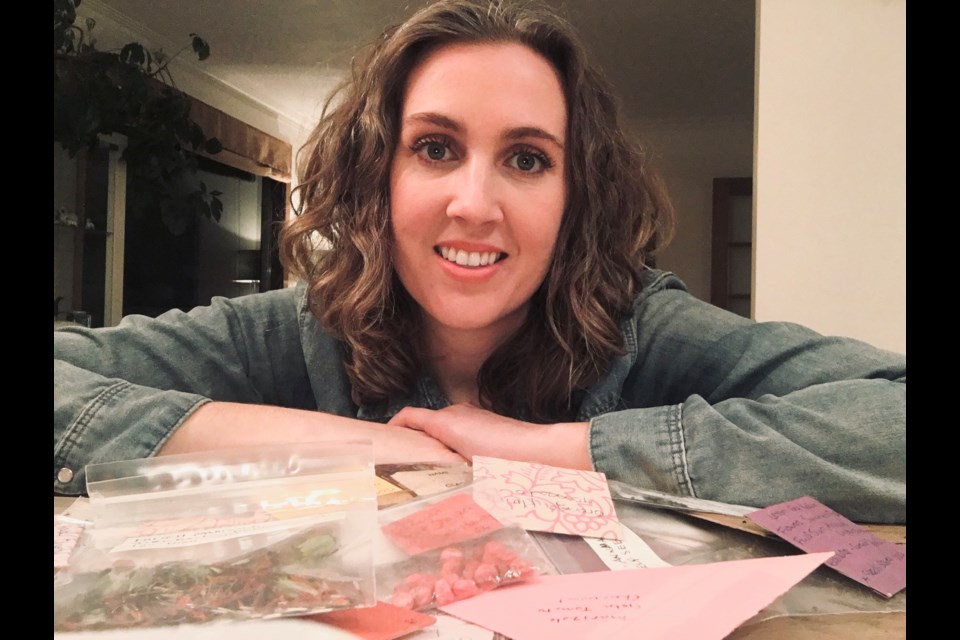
422, 314, 525, 406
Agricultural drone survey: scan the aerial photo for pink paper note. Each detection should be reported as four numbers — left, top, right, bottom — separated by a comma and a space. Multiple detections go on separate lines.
472, 456, 621, 539
381, 492, 503, 556
440, 552, 832, 640
309, 601, 436, 640
747, 496, 906, 597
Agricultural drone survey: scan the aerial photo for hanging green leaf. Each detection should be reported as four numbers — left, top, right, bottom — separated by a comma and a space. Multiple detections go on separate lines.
53, 0, 225, 233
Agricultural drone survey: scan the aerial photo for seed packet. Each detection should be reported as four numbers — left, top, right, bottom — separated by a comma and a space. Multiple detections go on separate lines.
374, 482, 556, 611
54, 441, 378, 632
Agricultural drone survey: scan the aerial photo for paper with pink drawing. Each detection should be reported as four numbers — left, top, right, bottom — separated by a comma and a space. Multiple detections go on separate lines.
471, 456, 621, 539
440, 551, 833, 640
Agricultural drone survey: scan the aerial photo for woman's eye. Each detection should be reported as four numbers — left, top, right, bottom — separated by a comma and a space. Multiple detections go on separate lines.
413, 138, 454, 162
424, 142, 447, 160
508, 150, 551, 173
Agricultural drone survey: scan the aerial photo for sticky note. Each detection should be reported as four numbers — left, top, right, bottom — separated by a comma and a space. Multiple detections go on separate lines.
747, 496, 906, 598
381, 492, 503, 556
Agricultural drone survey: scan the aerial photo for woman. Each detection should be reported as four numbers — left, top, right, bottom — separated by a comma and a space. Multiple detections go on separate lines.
54, 0, 905, 523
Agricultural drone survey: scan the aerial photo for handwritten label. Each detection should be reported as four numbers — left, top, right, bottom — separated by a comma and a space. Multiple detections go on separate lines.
390, 467, 472, 497
584, 526, 670, 570
472, 456, 621, 539
310, 601, 436, 640
112, 513, 341, 552
747, 496, 906, 597
381, 492, 503, 556
54, 522, 85, 568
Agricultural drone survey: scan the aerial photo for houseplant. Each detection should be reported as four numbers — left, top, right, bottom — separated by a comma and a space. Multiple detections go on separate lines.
54, 0, 224, 232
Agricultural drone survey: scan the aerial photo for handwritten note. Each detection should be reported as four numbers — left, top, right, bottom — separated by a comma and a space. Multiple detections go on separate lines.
381, 492, 503, 556
747, 496, 906, 597
584, 526, 670, 570
54, 521, 85, 568
472, 456, 621, 539
391, 467, 472, 497
440, 552, 832, 640
309, 601, 436, 640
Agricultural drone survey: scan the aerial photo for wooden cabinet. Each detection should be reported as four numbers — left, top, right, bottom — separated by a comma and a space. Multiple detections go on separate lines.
53, 137, 127, 328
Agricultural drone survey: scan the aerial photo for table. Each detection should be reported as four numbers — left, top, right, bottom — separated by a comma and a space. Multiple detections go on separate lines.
610, 500, 906, 639
54, 494, 906, 639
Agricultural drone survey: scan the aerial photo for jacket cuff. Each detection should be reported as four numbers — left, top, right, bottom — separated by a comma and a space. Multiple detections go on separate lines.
588, 404, 696, 498
54, 382, 210, 495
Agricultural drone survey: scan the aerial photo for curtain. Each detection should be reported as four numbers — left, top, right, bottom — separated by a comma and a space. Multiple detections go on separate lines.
189, 99, 293, 183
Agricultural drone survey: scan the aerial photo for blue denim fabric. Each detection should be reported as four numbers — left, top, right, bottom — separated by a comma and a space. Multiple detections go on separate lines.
54, 270, 906, 522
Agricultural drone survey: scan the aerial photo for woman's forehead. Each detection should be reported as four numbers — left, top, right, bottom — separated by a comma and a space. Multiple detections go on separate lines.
399, 41, 567, 138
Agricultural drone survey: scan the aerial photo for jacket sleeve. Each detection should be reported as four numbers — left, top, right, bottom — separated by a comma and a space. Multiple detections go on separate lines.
54, 287, 316, 496
586, 272, 906, 523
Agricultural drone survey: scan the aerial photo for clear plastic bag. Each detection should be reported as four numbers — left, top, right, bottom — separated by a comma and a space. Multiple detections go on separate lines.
374, 482, 557, 611
54, 441, 378, 632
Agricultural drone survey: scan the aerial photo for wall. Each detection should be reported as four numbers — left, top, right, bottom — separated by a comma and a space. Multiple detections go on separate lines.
637, 118, 754, 302
753, 0, 906, 353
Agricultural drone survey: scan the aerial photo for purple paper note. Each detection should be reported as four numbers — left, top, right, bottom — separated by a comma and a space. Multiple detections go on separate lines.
747, 496, 905, 598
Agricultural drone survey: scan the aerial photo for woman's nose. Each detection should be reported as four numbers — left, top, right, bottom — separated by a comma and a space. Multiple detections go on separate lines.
445, 159, 504, 225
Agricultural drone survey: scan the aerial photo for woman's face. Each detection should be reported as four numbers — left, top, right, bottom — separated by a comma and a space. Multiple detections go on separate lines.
390, 42, 567, 342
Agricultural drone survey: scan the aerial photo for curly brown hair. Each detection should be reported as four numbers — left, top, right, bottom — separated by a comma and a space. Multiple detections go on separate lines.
279, 0, 674, 422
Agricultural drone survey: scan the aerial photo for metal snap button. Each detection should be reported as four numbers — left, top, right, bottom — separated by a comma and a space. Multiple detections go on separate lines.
57, 467, 75, 484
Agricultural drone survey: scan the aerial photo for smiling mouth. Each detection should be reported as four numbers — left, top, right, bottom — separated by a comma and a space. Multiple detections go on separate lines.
435, 246, 506, 267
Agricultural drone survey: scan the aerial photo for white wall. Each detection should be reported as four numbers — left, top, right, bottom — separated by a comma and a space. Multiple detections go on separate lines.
637, 118, 754, 302
753, 0, 906, 353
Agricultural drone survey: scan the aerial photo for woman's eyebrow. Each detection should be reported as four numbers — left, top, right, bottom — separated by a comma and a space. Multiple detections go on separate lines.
402, 114, 563, 149
403, 112, 461, 131
504, 126, 564, 150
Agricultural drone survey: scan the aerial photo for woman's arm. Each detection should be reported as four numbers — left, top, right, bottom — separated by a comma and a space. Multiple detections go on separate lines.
391, 272, 906, 523
54, 287, 462, 495
159, 401, 465, 459
593, 273, 906, 523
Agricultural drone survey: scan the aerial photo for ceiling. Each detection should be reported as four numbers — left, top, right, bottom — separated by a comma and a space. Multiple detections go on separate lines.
85, 0, 756, 130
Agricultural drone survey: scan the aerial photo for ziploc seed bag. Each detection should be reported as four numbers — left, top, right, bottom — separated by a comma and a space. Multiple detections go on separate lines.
375, 481, 556, 610
54, 441, 377, 632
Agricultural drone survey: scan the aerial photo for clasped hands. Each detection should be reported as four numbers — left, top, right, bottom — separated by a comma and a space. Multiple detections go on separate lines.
387, 402, 592, 470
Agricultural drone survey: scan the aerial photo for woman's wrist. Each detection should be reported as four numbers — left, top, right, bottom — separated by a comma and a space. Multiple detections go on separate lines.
537, 421, 592, 471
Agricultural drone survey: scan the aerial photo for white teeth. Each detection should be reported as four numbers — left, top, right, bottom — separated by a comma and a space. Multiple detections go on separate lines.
437, 247, 503, 267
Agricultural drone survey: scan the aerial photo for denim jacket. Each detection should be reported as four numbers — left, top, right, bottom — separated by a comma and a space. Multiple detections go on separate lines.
54, 270, 906, 522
